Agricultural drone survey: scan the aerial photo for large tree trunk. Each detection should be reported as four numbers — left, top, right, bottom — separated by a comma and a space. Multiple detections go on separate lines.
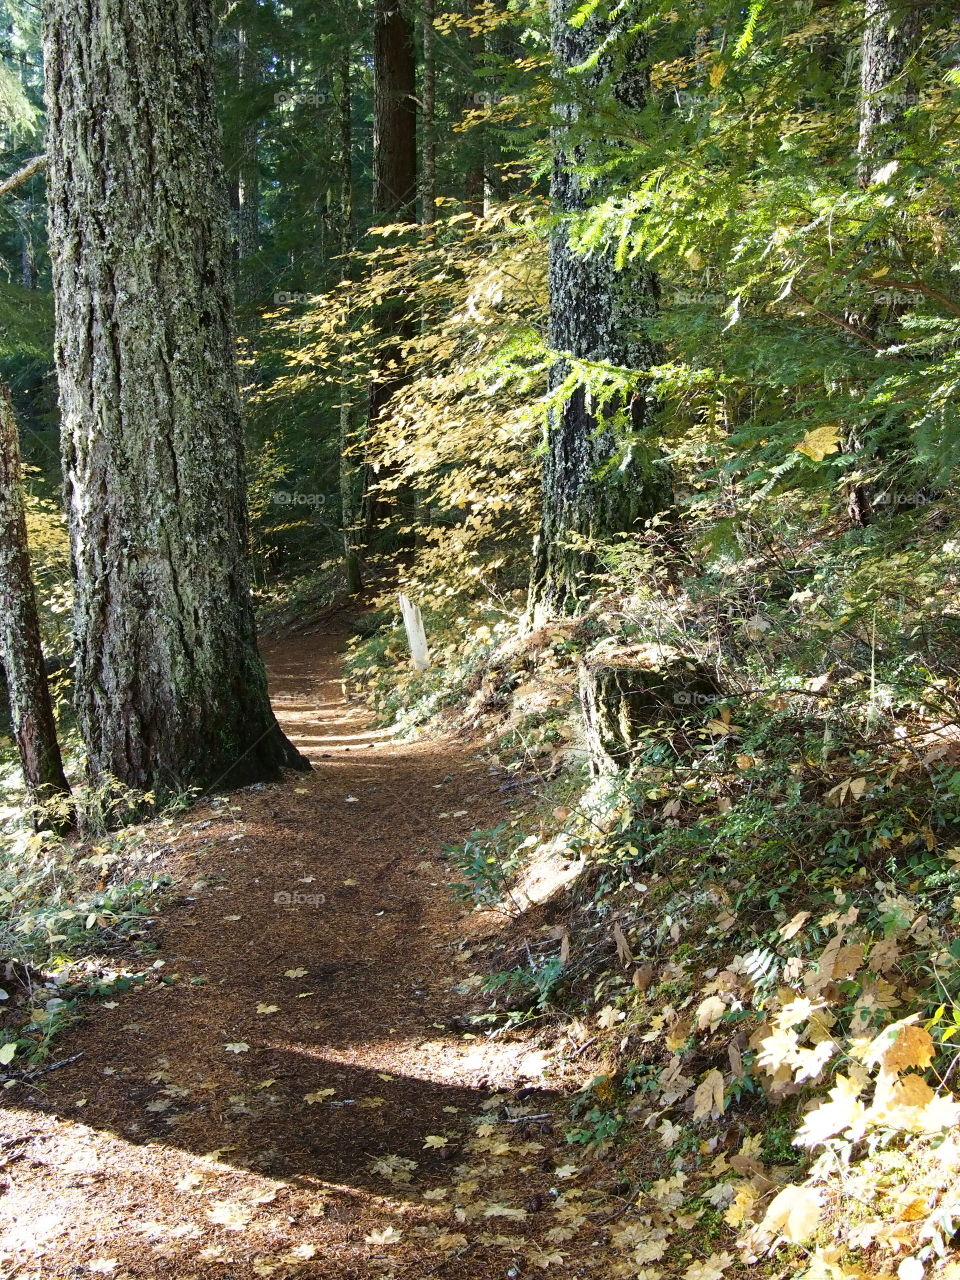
527, 0, 671, 625
846, 0, 920, 525
372, 0, 417, 218
365, 0, 418, 538
42, 0, 309, 799
856, 0, 921, 187
0, 382, 72, 815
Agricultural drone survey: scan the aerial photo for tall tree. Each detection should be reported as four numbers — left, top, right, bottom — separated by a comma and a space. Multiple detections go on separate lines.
421, 0, 437, 228
527, 0, 670, 624
42, 0, 309, 797
846, 0, 920, 524
338, 41, 363, 594
372, 0, 417, 219
0, 381, 71, 818
365, 0, 418, 536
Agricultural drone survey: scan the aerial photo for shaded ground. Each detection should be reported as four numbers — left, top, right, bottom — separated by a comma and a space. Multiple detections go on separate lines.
0, 631, 619, 1279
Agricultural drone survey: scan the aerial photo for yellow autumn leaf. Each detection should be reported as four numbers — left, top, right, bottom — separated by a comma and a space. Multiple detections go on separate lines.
761, 1184, 822, 1243
794, 424, 841, 462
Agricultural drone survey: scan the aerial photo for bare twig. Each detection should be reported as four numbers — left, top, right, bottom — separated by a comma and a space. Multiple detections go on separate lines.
0, 155, 47, 200
5, 1051, 83, 1083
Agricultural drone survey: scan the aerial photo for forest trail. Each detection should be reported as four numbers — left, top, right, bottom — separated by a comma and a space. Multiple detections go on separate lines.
0, 631, 602, 1280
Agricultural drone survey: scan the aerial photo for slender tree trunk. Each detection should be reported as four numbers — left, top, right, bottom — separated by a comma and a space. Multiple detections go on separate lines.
20, 229, 34, 290
421, 0, 437, 229
526, 0, 670, 625
236, 21, 260, 264
463, 0, 486, 216
43, 0, 309, 799
0, 382, 71, 816
365, 0, 418, 538
338, 46, 363, 595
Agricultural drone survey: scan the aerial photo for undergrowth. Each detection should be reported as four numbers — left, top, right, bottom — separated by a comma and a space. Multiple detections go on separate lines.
349, 492, 960, 1280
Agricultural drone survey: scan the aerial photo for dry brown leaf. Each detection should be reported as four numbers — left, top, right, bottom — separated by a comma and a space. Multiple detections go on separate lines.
613, 922, 633, 966
779, 910, 811, 941
881, 1024, 935, 1074
693, 1069, 726, 1120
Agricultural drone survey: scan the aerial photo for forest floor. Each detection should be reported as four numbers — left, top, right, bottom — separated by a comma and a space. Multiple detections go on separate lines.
0, 628, 623, 1280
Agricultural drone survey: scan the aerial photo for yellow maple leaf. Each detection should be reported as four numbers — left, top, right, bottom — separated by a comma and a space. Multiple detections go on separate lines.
795, 424, 842, 462
761, 1184, 822, 1243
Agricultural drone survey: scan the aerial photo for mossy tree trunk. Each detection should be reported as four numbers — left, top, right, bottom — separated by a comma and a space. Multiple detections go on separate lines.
527, 0, 671, 626
43, 0, 309, 798
0, 382, 71, 815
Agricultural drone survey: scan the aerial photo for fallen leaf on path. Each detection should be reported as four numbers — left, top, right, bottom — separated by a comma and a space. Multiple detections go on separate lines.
364, 1226, 402, 1245
284, 967, 308, 978
87, 1261, 118, 1275
423, 1134, 448, 1148
435, 1232, 468, 1250
206, 1201, 252, 1231
174, 1170, 205, 1192
304, 1088, 336, 1103
289, 1243, 317, 1259
484, 1204, 527, 1220
256, 1003, 280, 1015
224, 1042, 249, 1054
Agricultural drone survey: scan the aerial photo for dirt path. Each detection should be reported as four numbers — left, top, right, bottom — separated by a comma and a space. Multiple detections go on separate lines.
0, 633, 604, 1280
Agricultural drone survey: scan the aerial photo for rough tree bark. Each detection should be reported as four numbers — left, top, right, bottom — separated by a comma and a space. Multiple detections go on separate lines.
372, 0, 417, 218
42, 0, 309, 798
846, 0, 921, 525
0, 382, 71, 814
365, 0, 418, 537
527, 0, 671, 625
857, 0, 921, 187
